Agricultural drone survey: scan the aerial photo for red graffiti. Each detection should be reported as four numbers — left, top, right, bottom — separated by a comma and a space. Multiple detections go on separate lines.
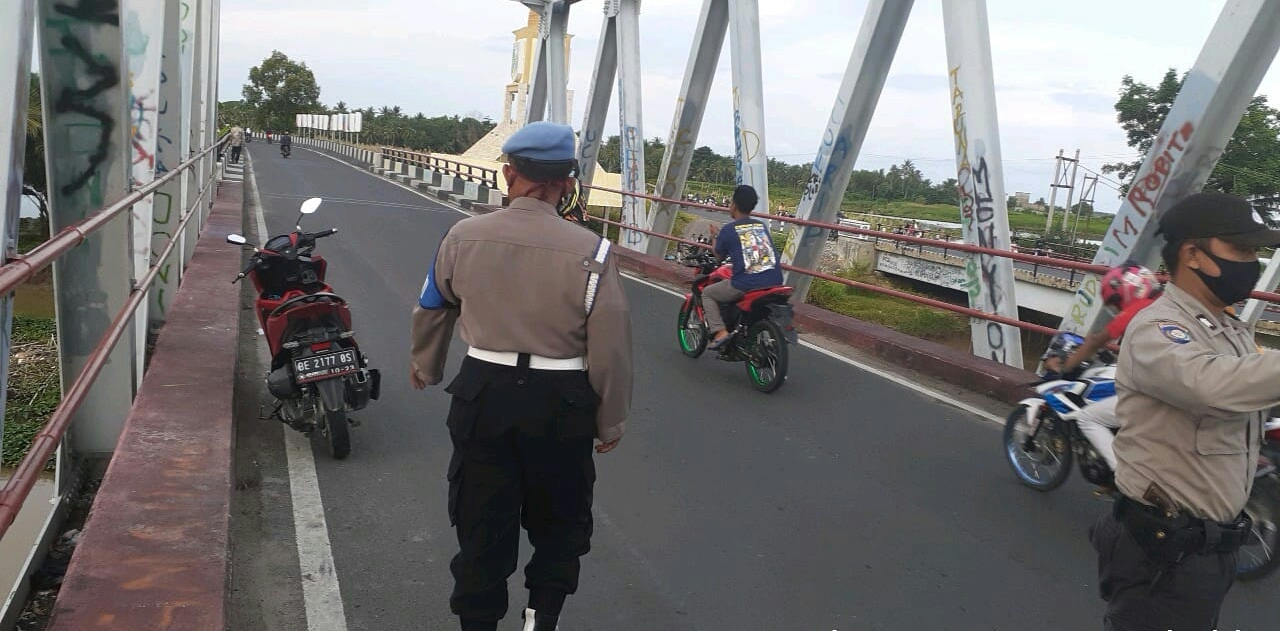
1126, 121, 1194, 216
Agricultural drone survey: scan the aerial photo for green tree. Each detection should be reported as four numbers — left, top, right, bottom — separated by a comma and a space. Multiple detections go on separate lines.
24, 74, 45, 196
242, 51, 322, 131
1103, 68, 1280, 196
218, 100, 252, 128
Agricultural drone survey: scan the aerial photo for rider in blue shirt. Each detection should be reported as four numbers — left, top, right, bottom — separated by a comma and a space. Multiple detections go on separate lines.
704, 185, 784, 349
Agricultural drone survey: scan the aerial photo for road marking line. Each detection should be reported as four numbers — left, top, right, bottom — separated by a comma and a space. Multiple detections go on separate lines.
297, 145, 476, 218
247, 153, 352, 631
621, 272, 1006, 426
298, 143, 1007, 426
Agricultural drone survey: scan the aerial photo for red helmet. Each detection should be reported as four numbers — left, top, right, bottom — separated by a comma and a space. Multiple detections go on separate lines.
1101, 263, 1159, 310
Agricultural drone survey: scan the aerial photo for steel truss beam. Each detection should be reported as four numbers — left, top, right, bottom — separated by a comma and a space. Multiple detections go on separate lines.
940, 0, 1024, 367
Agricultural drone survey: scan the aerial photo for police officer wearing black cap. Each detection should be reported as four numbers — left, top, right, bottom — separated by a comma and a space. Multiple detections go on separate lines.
1089, 191, 1280, 629
410, 121, 633, 631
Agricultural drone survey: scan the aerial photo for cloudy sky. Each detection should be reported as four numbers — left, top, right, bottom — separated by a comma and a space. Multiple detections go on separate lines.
218, 0, 1280, 207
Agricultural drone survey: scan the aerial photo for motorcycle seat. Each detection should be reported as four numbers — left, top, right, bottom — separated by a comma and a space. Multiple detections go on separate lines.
738, 286, 793, 311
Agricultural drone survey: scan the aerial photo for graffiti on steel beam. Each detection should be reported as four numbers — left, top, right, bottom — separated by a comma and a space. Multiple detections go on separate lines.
47, 0, 122, 202
1101, 121, 1196, 259
784, 94, 848, 264
621, 122, 644, 245
949, 64, 1009, 364
731, 87, 761, 187
126, 11, 159, 176
150, 191, 174, 316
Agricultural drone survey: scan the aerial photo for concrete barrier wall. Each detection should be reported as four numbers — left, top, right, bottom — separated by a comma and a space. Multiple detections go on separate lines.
46, 181, 245, 631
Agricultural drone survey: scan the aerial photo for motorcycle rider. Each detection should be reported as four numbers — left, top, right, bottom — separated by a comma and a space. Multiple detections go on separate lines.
280, 130, 292, 156
703, 184, 784, 350
1042, 263, 1161, 470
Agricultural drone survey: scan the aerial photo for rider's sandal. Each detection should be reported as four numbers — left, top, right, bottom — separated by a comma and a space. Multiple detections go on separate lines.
707, 334, 731, 350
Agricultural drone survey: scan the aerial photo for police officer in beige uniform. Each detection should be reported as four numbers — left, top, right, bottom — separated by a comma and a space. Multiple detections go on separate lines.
1090, 192, 1280, 630
410, 121, 632, 631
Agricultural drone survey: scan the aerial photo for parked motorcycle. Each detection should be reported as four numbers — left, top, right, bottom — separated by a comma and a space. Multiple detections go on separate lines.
227, 197, 380, 459
675, 251, 797, 392
1004, 331, 1279, 581
281, 144, 291, 159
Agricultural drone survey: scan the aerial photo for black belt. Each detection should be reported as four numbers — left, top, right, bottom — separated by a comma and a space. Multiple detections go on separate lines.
1114, 495, 1251, 555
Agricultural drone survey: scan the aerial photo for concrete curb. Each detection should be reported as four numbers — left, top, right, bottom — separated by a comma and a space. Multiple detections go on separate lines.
607, 246, 1037, 405
301, 138, 507, 207
47, 182, 243, 630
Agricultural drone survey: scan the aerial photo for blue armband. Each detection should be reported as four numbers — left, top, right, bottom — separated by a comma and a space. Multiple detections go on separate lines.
419, 258, 448, 309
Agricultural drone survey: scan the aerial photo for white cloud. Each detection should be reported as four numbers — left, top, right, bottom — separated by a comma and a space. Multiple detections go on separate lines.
218, 0, 1280, 206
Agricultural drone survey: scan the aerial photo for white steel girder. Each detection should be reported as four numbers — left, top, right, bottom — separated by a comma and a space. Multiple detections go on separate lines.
37, 0, 138, 455
575, 13, 617, 205
0, 0, 36, 451
615, 0, 649, 252
942, 0, 1024, 368
149, 0, 193, 327
523, 0, 572, 124
779, 0, 912, 301
726, 0, 769, 217
644, 0, 729, 257
1061, 0, 1280, 337
124, 0, 167, 391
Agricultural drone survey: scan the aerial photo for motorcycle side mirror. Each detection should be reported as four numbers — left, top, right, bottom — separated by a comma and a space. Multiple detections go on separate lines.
226, 234, 248, 245
295, 197, 322, 230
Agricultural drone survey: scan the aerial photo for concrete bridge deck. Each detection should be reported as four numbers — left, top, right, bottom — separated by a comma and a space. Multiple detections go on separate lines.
216, 142, 1275, 629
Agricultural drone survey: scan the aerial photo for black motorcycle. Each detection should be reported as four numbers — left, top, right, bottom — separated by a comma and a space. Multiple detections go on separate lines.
281, 143, 291, 159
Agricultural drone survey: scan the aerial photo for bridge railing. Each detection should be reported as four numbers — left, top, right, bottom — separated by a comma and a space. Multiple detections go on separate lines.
580, 183, 1280, 336
380, 147, 499, 187
0, 136, 228, 542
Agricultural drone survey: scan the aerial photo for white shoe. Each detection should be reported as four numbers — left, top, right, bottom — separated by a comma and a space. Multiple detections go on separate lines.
522, 607, 558, 631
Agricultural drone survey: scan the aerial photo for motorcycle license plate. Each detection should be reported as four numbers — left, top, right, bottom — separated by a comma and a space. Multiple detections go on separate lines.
294, 349, 359, 384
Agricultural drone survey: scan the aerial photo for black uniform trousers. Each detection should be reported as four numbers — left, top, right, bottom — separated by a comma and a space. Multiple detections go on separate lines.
444, 355, 598, 623
1089, 505, 1237, 631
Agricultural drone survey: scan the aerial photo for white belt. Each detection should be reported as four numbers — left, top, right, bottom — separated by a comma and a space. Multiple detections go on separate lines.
467, 347, 586, 371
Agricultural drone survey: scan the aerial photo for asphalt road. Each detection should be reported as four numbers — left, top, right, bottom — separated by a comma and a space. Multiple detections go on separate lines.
235, 143, 1278, 630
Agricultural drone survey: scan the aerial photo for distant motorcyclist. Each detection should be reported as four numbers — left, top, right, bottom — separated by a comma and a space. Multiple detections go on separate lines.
1043, 263, 1161, 470
280, 130, 292, 151
703, 184, 783, 350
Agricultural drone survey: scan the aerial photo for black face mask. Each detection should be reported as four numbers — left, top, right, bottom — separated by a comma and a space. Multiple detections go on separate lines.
1193, 248, 1261, 306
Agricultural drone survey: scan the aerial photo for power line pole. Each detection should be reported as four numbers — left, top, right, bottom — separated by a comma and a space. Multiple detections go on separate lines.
1070, 173, 1098, 246
1045, 149, 1063, 233
1061, 148, 1080, 231
1045, 149, 1078, 234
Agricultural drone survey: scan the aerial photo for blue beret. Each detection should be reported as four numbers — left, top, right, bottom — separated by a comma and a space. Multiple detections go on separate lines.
502, 121, 576, 162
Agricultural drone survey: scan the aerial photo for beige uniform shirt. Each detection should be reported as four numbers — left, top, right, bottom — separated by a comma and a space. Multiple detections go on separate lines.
410, 197, 633, 442
229, 127, 244, 147
1114, 283, 1280, 522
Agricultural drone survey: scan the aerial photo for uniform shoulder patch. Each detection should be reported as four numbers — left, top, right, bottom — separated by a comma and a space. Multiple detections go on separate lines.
1153, 319, 1192, 344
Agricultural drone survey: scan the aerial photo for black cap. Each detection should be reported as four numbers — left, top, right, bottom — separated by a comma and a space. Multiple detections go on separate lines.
1158, 192, 1280, 247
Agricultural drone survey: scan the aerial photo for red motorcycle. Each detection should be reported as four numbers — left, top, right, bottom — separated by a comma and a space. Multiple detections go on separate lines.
676, 251, 797, 392
227, 197, 380, 458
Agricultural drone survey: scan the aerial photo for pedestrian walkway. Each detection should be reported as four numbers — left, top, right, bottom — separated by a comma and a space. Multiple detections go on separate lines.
222, 159, 244, 183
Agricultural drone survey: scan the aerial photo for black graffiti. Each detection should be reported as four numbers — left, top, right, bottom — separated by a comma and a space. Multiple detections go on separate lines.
54, 0, 119, 24
52, 0, 121, 196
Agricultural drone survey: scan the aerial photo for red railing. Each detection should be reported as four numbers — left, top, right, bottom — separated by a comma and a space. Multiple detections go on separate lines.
581, 183, 1280, 325
0, 137, 228, 540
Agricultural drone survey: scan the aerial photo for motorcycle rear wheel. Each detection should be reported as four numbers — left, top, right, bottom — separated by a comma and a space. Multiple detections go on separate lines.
1003, 405, 1073, 491
745, 320, 788, 393
322, 407, 351, 459
677, 299, 707, 358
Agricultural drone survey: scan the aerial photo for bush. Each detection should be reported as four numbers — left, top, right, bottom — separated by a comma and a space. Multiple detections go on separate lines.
806, 269, 969, 341
3, 316, 59, 469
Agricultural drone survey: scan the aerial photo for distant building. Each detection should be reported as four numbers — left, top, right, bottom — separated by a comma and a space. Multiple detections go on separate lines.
1013, 191, 1031, 208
